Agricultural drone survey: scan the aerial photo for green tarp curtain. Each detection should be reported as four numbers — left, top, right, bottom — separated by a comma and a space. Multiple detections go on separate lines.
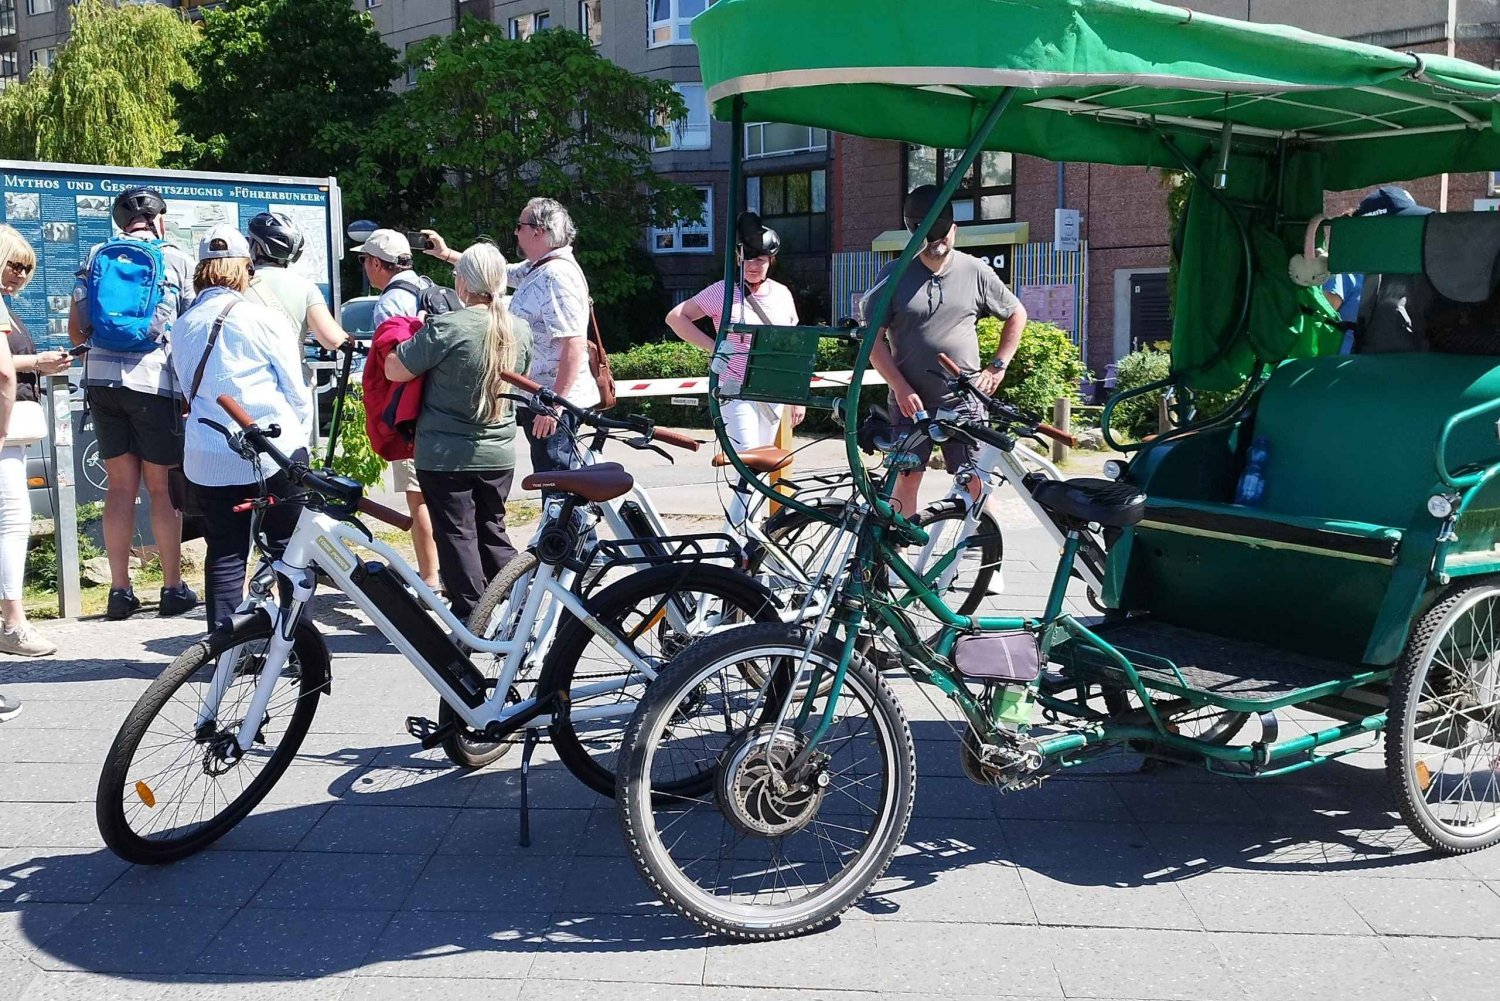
694, 0, 1500, 387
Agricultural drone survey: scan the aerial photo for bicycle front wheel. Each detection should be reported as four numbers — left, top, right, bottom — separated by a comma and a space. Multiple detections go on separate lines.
617, 622, 915, 940
96, 614, 327, 864
539, 563, 779, 797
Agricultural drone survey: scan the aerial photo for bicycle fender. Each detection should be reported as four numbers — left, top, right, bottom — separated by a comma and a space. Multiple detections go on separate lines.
202, 608, 334, 697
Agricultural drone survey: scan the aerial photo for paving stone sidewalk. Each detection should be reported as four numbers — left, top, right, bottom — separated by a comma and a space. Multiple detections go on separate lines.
3, 498, 1499, 999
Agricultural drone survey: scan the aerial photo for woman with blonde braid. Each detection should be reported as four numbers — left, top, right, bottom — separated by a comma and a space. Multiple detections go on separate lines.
385, 243, 532, 621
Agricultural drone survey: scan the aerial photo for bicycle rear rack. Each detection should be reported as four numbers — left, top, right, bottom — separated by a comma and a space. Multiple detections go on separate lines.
581, 532, 746, 592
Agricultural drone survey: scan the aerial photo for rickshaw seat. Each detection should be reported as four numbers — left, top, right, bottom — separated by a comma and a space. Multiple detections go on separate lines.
1115, 353, 1500, 663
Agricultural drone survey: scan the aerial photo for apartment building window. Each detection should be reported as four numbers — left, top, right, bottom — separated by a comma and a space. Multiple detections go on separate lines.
744, 122, 827, 160
510, 11, 550, 40
745, 169, 827, 254
579, 0, 602, 45
651, 82, 709, 151
0, 2, 16, 38
404, 40, 437, 86
649, 0, 712, 47
26, 0, 51, 15
0, 52, 17, 89
364, 0, 381, 8
651, 185, 711, 254
28, 46, 54, 72
904, 145, 1015, 224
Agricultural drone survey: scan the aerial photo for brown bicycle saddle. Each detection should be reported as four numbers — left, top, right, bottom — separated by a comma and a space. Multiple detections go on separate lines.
711, 446, 794, 474
521, 462, 635, 502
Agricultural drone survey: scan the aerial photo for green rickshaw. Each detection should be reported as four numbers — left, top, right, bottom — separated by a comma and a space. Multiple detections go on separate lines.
615, 0, 1500, 938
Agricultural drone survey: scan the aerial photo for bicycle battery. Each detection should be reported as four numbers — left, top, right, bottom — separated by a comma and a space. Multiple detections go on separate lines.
349, 561, 489, 708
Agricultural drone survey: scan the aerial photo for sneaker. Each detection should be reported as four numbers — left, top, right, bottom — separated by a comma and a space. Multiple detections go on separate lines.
0, 625, 57, 658
0, 694, 21, 723
106, 588, 141, 621
158, 583, 200, 618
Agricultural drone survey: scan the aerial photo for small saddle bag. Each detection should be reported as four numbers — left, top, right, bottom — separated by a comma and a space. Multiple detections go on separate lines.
953, 632, 1041, 683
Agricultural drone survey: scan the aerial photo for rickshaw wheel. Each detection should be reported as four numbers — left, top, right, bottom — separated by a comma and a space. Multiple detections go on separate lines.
1388, 582, 1500, 854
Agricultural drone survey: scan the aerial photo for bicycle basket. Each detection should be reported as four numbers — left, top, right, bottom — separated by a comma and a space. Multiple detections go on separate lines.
717, 324, 833, 408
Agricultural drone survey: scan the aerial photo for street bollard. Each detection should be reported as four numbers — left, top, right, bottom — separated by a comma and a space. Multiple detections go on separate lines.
1051, 397, 1071, 465
48, 374, 82, 619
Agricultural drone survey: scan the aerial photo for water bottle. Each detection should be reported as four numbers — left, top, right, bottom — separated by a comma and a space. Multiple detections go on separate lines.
1235, 436, 1270, 507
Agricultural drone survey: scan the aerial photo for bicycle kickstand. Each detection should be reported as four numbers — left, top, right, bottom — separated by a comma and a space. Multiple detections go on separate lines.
517, 727, 541, 848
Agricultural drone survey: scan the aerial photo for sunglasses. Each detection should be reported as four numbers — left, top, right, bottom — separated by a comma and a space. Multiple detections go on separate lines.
4, 261, 33, 276
515, 217, 540, 231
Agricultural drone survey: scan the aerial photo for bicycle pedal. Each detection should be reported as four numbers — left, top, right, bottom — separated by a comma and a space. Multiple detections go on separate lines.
404, 715, 459, 750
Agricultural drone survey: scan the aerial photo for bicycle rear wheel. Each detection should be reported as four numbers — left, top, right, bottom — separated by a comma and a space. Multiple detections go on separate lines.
539, 563, 779, 797
910, 499, 1003, 620
617, 622, 914, 940
96, 614, 327, 864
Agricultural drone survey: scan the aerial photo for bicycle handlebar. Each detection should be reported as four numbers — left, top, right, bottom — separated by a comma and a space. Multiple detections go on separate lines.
935, 352, 1079, 448
498, 370, 701, 452
215, 394, 414, 531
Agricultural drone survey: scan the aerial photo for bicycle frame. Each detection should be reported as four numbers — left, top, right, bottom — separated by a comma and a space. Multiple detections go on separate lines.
203, 505, 668, 755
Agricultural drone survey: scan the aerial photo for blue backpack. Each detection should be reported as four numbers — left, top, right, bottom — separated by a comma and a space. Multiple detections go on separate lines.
86, 238, 173, 352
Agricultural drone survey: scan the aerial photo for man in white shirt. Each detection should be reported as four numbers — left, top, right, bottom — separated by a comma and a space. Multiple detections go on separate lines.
349, 228, 440, 592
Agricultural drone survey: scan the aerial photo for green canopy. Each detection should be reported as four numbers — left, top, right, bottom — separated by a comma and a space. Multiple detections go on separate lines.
694, 0, 1500, 388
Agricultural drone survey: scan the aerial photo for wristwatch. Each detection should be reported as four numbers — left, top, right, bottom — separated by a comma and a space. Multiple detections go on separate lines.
987, 357, 1008, 372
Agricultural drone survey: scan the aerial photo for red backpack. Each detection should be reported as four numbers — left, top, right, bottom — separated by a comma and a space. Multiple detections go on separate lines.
362, 315, 426, 461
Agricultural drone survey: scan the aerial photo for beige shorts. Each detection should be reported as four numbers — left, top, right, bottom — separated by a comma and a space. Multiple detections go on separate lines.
391, 457, 420, 494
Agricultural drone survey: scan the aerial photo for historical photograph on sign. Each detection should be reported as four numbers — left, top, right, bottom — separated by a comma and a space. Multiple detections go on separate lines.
272, 202, 331, 287
42, 222, 77, 243
46, 318, 70, 336
161, 199, 238, 254
75, 195, 111, 218
4, 193, 40, 222
46, 295, 71, 314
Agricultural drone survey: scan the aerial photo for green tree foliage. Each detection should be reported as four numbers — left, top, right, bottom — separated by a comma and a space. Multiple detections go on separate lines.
174, 0, 399, 178
356, 22, 703, 308
0, 0, 197, 167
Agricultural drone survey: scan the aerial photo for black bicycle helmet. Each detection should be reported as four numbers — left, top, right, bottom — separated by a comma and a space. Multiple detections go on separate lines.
247, 211, 305, 265
736, 211, 781, 258
902, 184, 955, 234
112, 187, 167, 232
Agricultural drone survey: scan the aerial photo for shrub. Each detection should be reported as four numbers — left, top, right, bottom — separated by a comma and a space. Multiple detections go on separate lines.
329, 390, 388, 488
978, 319, 1088, 420
1108, 345, 1173, 442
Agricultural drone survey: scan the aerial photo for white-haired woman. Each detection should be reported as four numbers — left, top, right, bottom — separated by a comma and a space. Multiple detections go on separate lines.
424, 198, 592, 484
386, 243, 533, 622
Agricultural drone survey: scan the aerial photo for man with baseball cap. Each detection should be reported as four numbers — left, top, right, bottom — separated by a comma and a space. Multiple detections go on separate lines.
171, 224, 310, 631
349, 227, 441, 592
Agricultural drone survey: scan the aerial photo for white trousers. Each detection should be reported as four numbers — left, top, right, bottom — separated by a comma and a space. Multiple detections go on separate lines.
721, 400, 782, 529
0, 446, 30, 602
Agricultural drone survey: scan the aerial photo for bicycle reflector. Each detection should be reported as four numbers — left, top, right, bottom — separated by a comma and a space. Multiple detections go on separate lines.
135, 781, 156, 808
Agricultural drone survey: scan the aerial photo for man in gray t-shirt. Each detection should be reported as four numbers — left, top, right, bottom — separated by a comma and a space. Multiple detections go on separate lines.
862, 185, 1028, 517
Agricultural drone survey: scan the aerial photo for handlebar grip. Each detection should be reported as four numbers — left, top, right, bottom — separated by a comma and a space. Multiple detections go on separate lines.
500, 369, 543, 394
357, 498, 414, 532
217, 395, 255, 429
1034, 422, 1080, 448
651, 427, 702, 452
936, 352, 964, 377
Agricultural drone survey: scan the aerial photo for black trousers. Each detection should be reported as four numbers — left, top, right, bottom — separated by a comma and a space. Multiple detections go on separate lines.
415, 467, 518, 623
190, 472, 300, 634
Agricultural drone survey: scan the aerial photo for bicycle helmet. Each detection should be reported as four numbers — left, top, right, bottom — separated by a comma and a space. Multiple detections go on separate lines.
112, 187, 167, 232
735, 211, 781, 258
247, 211, 306, 265
902, 184, 955, 234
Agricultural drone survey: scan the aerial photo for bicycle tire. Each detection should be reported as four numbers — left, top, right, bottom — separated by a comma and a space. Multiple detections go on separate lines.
910, 498, 1004, 618
96, 615, 326, 864
538, 562, 780, 797
438, 550, 543, 770
617, 621, 915, 940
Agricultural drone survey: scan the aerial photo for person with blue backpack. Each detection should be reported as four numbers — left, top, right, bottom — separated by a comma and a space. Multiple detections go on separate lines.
67, 187, 201, 621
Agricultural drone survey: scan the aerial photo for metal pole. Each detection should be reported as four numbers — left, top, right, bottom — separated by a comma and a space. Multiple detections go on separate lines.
48, 374, 81, 619
1441, 0, 1458, 211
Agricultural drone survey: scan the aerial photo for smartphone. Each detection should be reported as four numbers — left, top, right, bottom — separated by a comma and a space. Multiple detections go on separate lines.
68, 343, 91, 358
406, 231, 431, 251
